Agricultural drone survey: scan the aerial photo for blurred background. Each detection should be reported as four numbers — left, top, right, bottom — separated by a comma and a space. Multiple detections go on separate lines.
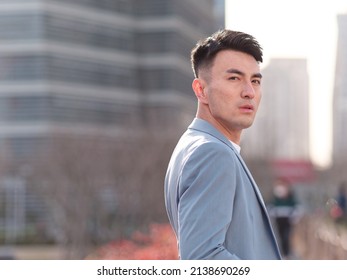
0, 0, 346, 260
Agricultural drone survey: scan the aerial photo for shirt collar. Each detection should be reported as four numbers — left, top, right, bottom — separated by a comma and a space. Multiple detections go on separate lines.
230, 140, 241, 153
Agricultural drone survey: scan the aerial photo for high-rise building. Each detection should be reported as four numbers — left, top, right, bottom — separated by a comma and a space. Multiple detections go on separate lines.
242, 58, 310, 162
213, 0, 225, 30
333, 13, 347, 166
0, 0, 224, 243
0, 0, 222, 161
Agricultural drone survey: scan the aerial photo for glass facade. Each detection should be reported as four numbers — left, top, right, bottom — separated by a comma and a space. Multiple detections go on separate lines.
42, 13, 136, 51
0, 95, 138, 124
55, 0, 135, 14
0, 53, 138, 89
0, 0, 221, 159
0, 13, 43, 40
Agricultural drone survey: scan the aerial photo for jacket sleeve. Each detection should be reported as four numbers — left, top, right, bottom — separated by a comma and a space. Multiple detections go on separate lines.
178, 141, 241, 259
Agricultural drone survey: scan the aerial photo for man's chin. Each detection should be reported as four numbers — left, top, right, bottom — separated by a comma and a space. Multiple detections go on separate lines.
242, 119, 255, 129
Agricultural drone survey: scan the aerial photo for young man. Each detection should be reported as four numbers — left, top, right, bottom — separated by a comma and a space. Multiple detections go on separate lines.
164, 29, 281, 260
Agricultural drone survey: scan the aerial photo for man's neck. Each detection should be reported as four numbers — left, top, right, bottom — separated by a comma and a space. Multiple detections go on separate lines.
196, 113, 242, 145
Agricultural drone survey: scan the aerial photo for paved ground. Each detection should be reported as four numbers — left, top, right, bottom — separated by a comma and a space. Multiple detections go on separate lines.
0, 245, 66, 260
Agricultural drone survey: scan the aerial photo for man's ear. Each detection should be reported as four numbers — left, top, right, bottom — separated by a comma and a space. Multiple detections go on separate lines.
192, 78, 208, 104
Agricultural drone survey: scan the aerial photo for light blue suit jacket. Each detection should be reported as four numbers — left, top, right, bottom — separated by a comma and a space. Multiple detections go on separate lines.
164, 118, 282, 260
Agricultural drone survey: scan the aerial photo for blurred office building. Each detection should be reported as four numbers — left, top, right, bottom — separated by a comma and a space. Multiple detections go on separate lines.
241, 59, 312, 183
243, 58, 310, 161
333, 13, 347, 168
0, 0, 222, 162
0, 0, 223, 243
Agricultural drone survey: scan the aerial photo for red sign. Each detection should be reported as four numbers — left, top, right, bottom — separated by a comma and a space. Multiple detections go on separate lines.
271, 160, 315, 183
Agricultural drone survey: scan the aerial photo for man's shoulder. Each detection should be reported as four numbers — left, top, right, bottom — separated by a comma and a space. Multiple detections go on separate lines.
176, 129, 234, 161
187, 118, 233, 147
172, 118, 238, 161
181, 127, 227, 149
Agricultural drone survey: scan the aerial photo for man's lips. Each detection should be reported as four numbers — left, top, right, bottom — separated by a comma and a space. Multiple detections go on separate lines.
239, 104, 254, 112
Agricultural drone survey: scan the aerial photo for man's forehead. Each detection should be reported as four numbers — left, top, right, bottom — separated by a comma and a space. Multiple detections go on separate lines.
215, 49, 259, 64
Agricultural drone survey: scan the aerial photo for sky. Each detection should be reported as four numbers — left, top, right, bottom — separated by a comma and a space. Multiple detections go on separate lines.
225, 0, 347, 168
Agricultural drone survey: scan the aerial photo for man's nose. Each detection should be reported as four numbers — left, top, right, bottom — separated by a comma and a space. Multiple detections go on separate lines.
241, 81, 255, 99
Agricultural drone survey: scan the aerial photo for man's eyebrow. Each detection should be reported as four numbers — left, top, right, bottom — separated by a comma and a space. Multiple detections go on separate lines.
226, 68, 262, 79
226, 68, 244, 75
253, 73, 263, 79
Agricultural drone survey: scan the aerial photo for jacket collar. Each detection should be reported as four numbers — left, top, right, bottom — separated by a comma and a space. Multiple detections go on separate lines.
188, 118, 238, 154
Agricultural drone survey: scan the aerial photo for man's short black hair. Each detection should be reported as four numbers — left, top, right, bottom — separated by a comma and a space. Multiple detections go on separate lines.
191, 29, 263, 78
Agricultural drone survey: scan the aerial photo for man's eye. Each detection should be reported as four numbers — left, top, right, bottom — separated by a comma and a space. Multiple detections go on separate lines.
228, 76, 239, 80
253, 79, 261, 85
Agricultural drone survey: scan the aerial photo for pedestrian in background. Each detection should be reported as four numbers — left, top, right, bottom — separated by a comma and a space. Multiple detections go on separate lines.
336, 181, 347, 217
330, 181, 347, 222
269, 178, 299, 259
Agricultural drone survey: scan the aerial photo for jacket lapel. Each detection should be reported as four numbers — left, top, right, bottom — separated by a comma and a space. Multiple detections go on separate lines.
188, 118, 268, 210
189, 118, 281, 257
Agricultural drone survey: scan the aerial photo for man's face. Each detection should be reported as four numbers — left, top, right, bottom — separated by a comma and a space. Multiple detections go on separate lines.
199, 49, 262, 138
